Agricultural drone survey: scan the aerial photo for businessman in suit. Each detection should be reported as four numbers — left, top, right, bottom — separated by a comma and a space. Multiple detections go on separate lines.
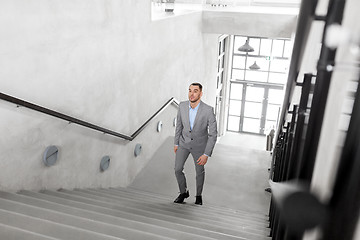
174, 83, 217, 205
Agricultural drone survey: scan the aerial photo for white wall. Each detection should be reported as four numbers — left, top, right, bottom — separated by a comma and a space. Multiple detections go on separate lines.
0, 0, 217, 191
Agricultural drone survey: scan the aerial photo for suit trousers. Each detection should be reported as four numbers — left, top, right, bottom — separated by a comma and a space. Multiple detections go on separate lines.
175, 147, 205, 196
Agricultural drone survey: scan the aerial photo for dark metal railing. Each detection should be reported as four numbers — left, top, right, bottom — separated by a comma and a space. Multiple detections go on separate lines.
269, 180, 328, 237
297, 0, 346, 182
268, 0, 349, 238
0, 92, 179, 141
321, 70, 360, 240
276, 0, 318, 136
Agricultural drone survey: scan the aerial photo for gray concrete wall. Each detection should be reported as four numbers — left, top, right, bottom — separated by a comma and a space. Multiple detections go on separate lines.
0, 0, 217, 191
0, 1, 298, 192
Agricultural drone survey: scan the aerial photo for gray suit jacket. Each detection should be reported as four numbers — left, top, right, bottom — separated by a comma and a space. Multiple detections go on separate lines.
174, 100, 217, 156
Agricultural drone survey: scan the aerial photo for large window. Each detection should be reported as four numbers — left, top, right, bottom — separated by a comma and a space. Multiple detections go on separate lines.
227, 36, 292, 135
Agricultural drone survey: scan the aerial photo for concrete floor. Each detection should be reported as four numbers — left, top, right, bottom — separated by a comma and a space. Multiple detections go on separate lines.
130, 132, 272, 214
218, 131, 269, 151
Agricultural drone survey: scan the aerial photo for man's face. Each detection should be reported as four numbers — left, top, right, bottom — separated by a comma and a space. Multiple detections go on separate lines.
188, 85, 202, 103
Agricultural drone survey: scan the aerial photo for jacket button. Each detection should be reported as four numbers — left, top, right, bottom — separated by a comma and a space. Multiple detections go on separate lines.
191, 138, 193, 140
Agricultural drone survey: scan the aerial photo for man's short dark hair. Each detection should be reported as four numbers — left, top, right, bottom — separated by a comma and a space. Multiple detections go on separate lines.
190, 83, 203, 91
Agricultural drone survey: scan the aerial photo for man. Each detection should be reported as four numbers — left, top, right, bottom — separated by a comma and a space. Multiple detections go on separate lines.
173, 83, 217, 205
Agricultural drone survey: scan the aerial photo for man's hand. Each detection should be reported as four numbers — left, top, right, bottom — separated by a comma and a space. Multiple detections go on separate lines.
174, 145, 178, 153
197, 155, 208, 165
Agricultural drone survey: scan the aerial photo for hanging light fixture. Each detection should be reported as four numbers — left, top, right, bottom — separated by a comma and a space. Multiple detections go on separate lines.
249, 61, 260, 70
238, 39, 254, 52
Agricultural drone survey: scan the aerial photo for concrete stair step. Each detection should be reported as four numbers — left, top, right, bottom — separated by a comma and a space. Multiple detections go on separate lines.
0, 190, 217, 240
0, 223, 60, 240
95, 188, 269, 225
0, 188, 271, 240
0, 208, 123, 240
13, 190, 250, 240
38, 189, 270, 240
118, 187, 269, 221
75, 188, 269, 232
57, 188, 269, 236
74, 188, 266, 225
0, 197, 173, 240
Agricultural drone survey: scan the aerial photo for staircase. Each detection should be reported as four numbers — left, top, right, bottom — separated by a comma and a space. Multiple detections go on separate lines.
0, 187, 271, 240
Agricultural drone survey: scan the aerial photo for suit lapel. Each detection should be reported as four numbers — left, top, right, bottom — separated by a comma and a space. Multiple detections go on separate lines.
192, 101, 203, 130
183, 101, 191, 130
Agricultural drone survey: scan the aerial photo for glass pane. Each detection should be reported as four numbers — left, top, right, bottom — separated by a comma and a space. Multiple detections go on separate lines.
272, 40, 284, 57
266, 104, 281, 120
243, 118, 260, 133
268, 72, 287, 84
230, 83, 243, 100
234, 36, 248, 54
268, 89, 284, 104
260, 39, 272, 56
247, 38, 260, 55
245, 86, 264, 102
270, 58, 289, 72
233, 55, 246, 69
229, 100, 242, 116
231, 69, 245, 80
228, 116, 240, 131
283, 40, 293, 58
219, 58, 223, 70
244, 102, 262, 118
247, 56, 269, 71
245, 71, 268, 82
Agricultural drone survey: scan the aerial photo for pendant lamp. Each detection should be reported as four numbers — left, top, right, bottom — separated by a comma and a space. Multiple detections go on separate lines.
249, 61, 260, 70
238, 39, 254, 52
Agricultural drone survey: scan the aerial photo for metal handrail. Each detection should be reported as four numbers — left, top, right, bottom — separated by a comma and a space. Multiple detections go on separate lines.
0, 92, 179, 141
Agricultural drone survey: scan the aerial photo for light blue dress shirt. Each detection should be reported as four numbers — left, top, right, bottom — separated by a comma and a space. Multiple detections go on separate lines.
189, 102, 200, 130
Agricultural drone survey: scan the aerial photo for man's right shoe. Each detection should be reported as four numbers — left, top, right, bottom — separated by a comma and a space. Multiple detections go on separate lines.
195, 195, 203, 205
174, 190, 189, 203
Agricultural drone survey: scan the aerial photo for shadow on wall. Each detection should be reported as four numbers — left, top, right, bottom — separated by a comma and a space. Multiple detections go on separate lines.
129, 136, 180, 196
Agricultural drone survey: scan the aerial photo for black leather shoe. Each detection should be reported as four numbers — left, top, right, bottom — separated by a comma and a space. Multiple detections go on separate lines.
195, 196, 202, 205
174, 190, 189, 203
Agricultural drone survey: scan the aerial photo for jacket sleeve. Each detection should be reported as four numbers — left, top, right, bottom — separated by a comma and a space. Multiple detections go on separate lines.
204, 107, 217, 157
174, 106, 183, 146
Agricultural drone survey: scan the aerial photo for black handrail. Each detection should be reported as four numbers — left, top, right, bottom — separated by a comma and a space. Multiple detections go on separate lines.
0, 92, 179, 141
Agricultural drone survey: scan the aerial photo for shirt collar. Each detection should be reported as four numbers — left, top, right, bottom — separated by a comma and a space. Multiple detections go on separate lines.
189, 101, 200, 110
